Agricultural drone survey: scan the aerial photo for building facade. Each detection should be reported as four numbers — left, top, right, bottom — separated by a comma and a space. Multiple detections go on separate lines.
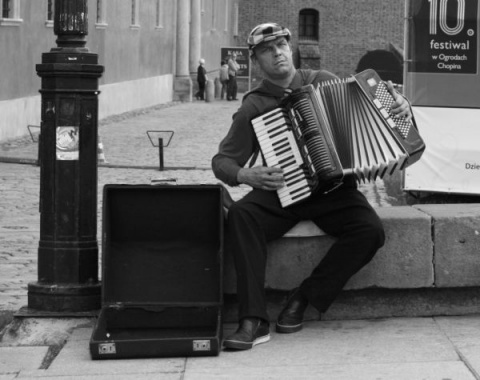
0, 0, 239, 141
0, 0, 405, 142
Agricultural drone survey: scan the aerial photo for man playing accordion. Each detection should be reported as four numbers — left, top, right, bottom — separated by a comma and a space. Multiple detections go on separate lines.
212, 22, 413, 351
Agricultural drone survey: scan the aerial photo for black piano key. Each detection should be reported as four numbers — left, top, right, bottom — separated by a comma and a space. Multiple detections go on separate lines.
256, 123, 288, 139
291, 188, 311, 201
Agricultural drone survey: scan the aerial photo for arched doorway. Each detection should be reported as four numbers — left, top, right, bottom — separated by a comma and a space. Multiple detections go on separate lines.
356, 49, 403, 84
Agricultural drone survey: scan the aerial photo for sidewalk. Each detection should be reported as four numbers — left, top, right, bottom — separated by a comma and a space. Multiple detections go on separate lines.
1, 98, 479, 379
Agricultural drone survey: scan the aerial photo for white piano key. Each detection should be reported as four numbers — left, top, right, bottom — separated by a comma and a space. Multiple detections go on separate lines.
283, 168, 305, 183
279, 178, 310, 199
253, 119, 289, 137
252, 108, 284, 123
256, 126, 289, 142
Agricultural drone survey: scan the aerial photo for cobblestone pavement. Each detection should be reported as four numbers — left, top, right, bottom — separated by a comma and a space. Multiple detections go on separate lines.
0, 97, 396, 313
3, 99, 480, 380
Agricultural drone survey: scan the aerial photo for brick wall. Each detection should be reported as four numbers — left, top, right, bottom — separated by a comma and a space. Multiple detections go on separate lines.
237, 0, 405, 78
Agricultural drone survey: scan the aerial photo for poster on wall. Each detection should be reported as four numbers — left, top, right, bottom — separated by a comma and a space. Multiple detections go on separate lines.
409, 0, 477, 75
405, 0, 480, 107
403, 0, 480, 194
404, 107, 480, 193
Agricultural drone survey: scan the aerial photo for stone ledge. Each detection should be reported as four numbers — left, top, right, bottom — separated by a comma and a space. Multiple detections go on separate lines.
414, 204, 480, 288
223, 204, 480, 294
223, 287, 480, 322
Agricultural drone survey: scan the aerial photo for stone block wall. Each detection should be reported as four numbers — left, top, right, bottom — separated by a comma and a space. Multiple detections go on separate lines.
414, 204, 480, 287
223, 204, 480, 294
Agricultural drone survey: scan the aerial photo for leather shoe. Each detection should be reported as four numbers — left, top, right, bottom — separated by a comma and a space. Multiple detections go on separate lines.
276, 288, 308, 333
223, 317, 270, 350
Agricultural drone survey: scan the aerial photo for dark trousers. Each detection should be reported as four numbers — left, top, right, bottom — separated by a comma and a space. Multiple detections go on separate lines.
227, 75, 237, 100
221, 80, 229, 100
196, 81, 206, 100
226, 182, 385, 322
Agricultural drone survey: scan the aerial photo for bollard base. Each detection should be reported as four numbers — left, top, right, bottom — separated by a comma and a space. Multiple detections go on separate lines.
27, 282, 101, 312
205, 79, 215, 102
173, 76, 193, 102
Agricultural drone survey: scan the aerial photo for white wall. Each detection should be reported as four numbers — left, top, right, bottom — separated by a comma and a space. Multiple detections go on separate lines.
0, 74, 174, 141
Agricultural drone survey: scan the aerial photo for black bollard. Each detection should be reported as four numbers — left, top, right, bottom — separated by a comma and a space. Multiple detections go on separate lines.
28, 0, 103, 312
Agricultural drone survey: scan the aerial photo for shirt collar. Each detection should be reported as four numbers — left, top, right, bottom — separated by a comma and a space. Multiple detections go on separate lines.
261, 70, 303, 98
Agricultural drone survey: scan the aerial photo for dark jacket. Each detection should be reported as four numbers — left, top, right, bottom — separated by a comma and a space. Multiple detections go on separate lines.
197, 65, 206, 84
212, 69, 337, 186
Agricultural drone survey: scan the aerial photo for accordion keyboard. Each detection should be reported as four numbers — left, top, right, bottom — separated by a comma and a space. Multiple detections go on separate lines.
252, 108, 312, 207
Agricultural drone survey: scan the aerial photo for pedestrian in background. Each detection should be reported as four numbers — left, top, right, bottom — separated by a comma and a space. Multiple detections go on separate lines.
195, 58, 207, 100
227, 53, 240, 100
219, 60, 230, 100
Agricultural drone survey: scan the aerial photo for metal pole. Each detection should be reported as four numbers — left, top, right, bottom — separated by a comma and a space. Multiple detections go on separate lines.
37, 132, 42, 167
28, 0, 103, 312
159, 138, 164, 171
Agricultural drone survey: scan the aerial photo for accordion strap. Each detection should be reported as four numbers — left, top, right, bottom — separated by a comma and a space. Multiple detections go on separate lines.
248, 149, 260, 168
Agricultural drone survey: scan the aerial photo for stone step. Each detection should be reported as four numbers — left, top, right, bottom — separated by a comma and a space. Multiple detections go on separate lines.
222, 204, 480, 321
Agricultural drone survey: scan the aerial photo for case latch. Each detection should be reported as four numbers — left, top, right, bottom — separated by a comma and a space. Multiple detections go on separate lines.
193, 340, 211, 351
98, 342, 116, 355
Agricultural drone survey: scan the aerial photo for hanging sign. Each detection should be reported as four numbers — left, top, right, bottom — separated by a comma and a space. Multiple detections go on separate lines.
409, 0, 478, 74
404, 0, 480, 194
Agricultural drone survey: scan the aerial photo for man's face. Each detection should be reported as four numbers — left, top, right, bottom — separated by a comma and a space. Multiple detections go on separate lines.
253, 37, 294, 80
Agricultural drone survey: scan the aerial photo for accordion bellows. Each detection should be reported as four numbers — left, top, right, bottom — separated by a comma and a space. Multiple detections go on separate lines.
252, 69, 426, 208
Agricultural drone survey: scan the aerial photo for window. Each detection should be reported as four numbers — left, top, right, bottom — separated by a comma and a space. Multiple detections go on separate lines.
46, 0, 53, 27
224, 1, 228, 32
130, 0, 139, 29
155, 0, 163, 29
2, 0, 10, 18
299, 9, 318, 41
1, 0, 22, 26
96, 0, 107, 28
233, 3, 238, 36
211, 0, 216, 30
47, 0, 53, 21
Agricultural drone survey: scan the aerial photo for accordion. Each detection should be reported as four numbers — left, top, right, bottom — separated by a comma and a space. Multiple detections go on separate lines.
251, 69, 426, 208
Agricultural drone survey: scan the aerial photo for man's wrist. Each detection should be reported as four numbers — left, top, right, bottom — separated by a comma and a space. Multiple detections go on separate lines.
236, 168, 245, 184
